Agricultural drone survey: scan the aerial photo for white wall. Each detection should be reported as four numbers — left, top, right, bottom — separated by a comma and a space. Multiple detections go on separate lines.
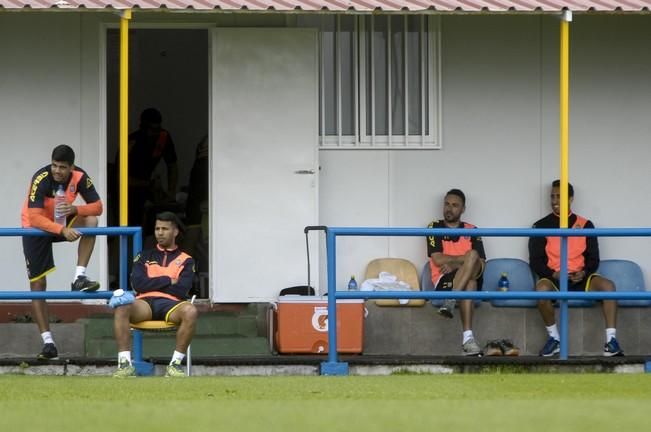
2, 13, 651, 300
319, 15, 651, 292
0, 13, 105, 293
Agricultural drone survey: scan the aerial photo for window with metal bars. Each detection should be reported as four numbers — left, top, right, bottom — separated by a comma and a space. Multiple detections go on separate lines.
298, 15, 440, 149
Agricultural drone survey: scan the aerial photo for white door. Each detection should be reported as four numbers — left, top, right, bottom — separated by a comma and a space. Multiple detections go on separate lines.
210, 28, 319, 302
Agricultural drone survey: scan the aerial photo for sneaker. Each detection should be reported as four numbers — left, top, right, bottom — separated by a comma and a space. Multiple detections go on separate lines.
438, 299, 456, 319
462, 338, 482, 356
37, 343, 59, 361
484, 340, 503, 356
539, 337, 560, 357
71, 275, 100, 292
604, 337, 624, 357
165, 361, 186, 378
113, 360, 136, 378
499, 339, 520, 356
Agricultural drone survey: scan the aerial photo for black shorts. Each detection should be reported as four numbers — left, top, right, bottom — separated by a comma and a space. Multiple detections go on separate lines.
434, 260, 485, 291
141, 297, 188, 322
22, 230, 68, 282
435, 270, 484, 291
540, 273, 599, 292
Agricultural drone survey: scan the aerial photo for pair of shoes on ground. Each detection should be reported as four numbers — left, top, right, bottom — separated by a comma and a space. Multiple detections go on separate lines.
484, 339, 520, 356
71, 275, 100, 292
539, 336, 624, 357
37, 343, 59, 361
438, 299, 456, 319
112, 360, 186, 378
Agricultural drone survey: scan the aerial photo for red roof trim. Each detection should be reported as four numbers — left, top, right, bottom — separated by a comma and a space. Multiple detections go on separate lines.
2, 0, 651, 11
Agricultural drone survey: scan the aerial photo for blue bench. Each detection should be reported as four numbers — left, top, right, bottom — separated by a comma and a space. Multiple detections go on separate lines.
597, 259, 650, 307
483, 258, 594, 307
483, 258, 649, 308
482, 258, 537, 307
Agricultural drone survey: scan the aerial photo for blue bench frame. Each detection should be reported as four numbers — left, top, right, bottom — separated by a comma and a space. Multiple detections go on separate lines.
320, 226, 651, 375
0, 227, 143, 366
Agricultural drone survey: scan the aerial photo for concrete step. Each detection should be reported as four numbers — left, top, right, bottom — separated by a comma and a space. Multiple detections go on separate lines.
85, 335, 270, 358
80, 307, 267, 358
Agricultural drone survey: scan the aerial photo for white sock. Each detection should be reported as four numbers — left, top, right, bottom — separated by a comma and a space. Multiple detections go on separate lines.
74, 266, 87, 280
41, 331, 54, 345
462, 330, 474, 344
118, 351, 132, 365
546, 324, 560, 341
606, 328, 616, 343
170, 350, 186, 364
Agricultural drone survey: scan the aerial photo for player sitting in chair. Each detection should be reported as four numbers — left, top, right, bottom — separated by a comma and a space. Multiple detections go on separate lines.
111, 211, 197, 378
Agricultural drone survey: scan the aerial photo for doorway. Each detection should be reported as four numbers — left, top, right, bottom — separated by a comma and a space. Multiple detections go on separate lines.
105, 28, 210, 297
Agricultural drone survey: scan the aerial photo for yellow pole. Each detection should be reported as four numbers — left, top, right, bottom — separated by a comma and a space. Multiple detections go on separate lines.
119, 9, 132, 227
559, 10, 571, 228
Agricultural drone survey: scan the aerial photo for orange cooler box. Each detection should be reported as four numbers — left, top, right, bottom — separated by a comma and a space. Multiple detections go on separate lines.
275, 297, 364, 354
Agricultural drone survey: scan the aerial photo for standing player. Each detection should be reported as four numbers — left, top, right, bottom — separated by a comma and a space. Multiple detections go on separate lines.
22, 144, 103, 360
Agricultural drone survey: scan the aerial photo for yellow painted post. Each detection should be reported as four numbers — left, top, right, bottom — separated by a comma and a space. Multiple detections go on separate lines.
558, 9, 572, 361
559, 10, 571, 228
119, 9, 132, 227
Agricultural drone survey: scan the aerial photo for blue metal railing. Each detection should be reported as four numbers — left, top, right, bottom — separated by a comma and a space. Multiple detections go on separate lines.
322, 227, 651, 375
0, 227, 142, 300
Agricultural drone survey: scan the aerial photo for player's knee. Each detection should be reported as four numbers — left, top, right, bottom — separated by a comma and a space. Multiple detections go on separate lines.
182, 305, 199, 323
85, 215, 99, 227
114, 304, 131, 319
536, 280, 554, 291
593, 277, 615, 292
30, 279, 47, 291
465, 249, 479, 262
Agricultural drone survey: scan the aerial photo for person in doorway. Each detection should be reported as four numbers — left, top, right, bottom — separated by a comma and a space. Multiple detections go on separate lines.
112, 211, 197, 378
426, 189, 486, 356
22, 144, 103, 360
121, 108, 178, 232
182, 134, 208, 268
529, 180, 623, 357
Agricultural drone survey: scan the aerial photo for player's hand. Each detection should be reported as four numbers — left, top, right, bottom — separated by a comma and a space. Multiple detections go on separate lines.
61, 227, 81, 242
56, 202, 77, 217
439, 264, 452, 274
569, 271, 585, 283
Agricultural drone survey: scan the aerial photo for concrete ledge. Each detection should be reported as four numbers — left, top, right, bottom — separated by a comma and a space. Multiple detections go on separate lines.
0, 355, 647, 376
0, 323, 85, 357
363, 302, 651, 356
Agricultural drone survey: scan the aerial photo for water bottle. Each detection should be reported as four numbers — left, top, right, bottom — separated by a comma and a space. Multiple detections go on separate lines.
498, 272, 510, 292
54, 185, 66, 226
348, 275, 358, 291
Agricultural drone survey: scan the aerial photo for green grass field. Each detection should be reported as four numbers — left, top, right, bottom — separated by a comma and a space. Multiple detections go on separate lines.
1, 374, 650, 431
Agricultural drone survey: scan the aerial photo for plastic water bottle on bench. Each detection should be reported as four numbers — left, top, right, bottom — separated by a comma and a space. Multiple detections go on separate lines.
498, 272, 510, 292
348, 276, 358, 291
